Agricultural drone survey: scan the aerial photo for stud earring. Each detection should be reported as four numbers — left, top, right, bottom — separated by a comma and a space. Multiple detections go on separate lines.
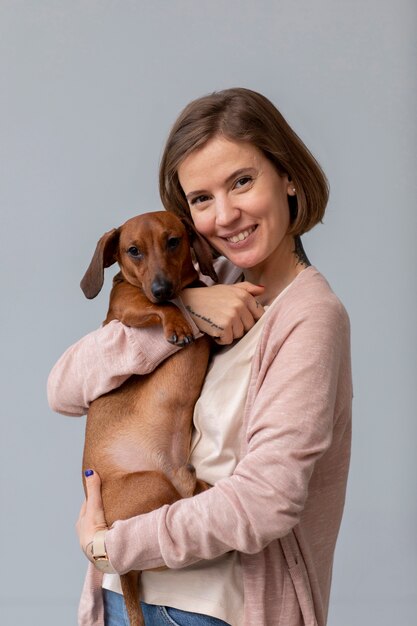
292, 187, 296, 194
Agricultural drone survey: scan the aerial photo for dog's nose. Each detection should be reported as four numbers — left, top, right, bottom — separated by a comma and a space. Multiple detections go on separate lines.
151, 276, 175, 302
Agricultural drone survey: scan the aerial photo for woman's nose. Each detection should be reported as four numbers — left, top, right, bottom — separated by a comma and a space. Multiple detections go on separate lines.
215, 195, 240, 226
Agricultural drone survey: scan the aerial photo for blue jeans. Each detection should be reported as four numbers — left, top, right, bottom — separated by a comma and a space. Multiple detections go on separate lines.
103, 588, 230, 626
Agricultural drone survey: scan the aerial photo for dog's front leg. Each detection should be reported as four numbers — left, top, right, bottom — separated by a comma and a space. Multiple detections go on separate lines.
105, 280, 195, 346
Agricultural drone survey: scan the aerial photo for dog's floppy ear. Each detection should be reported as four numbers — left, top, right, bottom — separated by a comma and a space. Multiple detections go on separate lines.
80, 228, 120, 299
181, 217, 218, 283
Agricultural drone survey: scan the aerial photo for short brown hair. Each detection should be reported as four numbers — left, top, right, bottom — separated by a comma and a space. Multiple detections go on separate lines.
159, 87, 329, 236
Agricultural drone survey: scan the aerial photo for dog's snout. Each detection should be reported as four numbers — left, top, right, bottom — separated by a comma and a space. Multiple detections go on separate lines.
151, 276, 175, 302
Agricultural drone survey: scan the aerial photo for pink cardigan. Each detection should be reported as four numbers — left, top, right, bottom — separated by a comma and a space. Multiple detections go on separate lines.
48, 264, 352, 626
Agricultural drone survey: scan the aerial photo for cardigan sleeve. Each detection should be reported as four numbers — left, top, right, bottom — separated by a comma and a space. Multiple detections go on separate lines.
47, 301, 200, 417
104, 295, 351, 573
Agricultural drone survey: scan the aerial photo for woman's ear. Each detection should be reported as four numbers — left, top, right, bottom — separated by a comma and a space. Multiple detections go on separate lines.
286, 176, 297, 196
80, 228, 120, 299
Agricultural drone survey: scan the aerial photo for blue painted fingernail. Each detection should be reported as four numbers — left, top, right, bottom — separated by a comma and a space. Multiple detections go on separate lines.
84, 469, 94, 477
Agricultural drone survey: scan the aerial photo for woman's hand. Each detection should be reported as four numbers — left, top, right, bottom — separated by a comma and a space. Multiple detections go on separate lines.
76, 470, 108, 562
181, 282, 265, 345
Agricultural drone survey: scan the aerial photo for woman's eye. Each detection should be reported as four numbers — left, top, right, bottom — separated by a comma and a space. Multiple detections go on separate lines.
127, 246, 143, 259
167, 237, 181, 250
235, 176, 252, 189
190, 195, 210, 206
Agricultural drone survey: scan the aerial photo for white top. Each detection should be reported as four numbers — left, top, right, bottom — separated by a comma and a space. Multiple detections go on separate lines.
103, 287, 289, 624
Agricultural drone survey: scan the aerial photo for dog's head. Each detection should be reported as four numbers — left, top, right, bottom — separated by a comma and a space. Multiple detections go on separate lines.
80, 211, 218, 302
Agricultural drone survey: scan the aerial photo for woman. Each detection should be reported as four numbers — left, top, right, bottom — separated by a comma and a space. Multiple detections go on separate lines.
48, 88, 352, 626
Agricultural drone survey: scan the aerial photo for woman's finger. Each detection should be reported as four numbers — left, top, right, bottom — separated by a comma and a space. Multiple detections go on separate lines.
233, 284, 265, 321
84, 470, 103, 509
76, 470, 108, 556
231, 316, 245, 340
236, 281, 265, 295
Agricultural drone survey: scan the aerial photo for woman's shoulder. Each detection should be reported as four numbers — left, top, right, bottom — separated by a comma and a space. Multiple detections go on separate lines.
270, 266, 350, 330
254, 267, 351, 371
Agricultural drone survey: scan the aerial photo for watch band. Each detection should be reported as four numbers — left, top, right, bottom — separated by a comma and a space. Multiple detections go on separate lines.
92, 529, 116, 574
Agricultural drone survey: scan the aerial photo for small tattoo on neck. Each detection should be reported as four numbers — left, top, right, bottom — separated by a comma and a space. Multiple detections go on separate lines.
293, 236, 311, 267
185, 306, 224, 331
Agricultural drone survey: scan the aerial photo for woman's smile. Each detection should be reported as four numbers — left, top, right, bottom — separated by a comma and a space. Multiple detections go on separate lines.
223, 225, 258, 245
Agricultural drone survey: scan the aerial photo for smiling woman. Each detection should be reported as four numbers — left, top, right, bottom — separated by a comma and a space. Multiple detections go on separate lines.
48, 87, 352, 626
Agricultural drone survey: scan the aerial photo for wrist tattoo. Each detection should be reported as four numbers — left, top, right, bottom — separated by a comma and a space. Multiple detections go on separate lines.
185, 306, 224, 331
293, 236, 311, 267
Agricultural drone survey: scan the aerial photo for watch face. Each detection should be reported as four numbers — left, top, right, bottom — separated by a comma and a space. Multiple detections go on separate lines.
93, 558, 116, 574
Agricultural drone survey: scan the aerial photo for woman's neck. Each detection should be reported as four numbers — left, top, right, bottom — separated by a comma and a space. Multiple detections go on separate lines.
243, 236, 311, 305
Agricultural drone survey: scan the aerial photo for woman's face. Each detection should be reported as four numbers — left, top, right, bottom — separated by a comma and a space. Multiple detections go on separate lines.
177, 136, 296, 274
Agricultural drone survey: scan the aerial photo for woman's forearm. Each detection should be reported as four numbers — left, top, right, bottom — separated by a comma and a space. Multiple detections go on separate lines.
47, 307, 200, 416
47, 277, 263, 416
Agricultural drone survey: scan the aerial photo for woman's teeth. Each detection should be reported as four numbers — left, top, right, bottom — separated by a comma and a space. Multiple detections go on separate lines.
226, 227, 256, 244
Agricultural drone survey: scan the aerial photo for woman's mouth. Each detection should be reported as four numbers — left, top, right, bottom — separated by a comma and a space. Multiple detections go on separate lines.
225, 225, 257, 244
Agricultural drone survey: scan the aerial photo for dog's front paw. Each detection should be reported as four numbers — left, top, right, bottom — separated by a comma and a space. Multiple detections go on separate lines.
164, 317, 195, 347
167, 334, 195, 347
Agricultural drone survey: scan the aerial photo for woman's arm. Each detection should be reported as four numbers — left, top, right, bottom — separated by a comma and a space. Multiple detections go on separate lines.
47, 306, 199, 416
102, 297, 351, 573
47, 284, 264, 416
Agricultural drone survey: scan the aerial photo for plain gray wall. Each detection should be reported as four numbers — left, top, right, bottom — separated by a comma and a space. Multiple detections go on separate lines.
1, 1, 416, 625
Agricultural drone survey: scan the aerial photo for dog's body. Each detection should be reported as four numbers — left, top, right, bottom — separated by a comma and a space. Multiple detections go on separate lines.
80, 211, 216, 626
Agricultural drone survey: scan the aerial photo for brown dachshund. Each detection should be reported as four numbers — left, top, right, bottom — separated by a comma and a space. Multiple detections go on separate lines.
80, 211, 217, 626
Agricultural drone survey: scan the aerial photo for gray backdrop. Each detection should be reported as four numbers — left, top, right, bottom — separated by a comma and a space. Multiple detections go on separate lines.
1, 1, 416, 625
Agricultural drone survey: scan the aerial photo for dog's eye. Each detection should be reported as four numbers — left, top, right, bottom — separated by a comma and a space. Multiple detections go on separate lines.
127, 246, 143, 259
167, 237, 181, 250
